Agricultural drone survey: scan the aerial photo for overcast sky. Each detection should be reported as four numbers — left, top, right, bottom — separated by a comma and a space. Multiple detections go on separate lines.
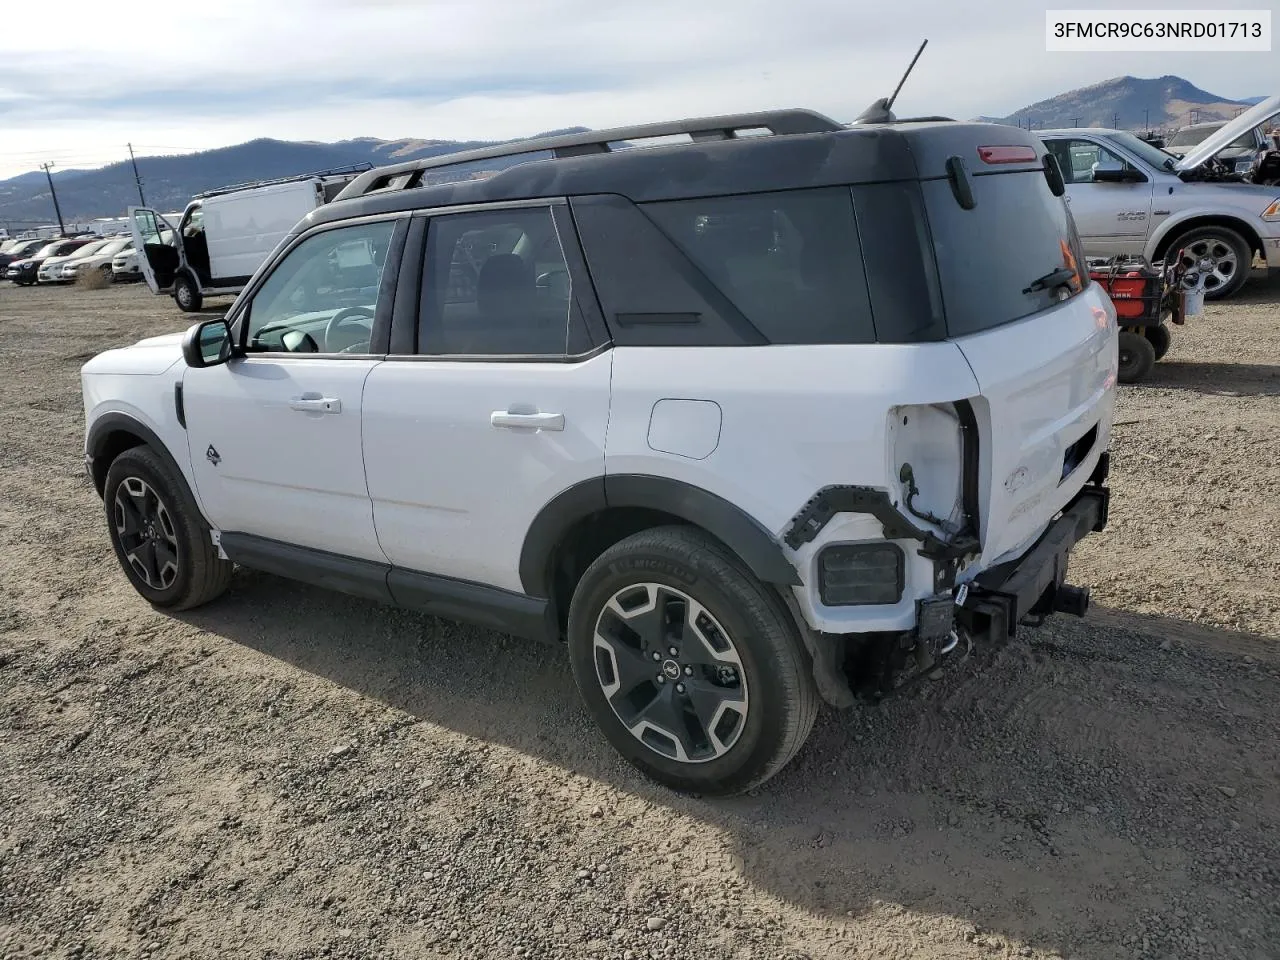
0, 0, 1275, 179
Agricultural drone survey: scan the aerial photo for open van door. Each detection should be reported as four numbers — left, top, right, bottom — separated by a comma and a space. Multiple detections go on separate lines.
127, 207, 182, 295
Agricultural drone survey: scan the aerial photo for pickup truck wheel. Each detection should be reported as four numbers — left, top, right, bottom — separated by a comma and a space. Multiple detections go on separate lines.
1144, 324, 1172, 362
1167, 226, 1251, 300
1118, 330, 1156, 383
104, 446, 232, 610
567, 525, 817, 796
174, 274, 202, 312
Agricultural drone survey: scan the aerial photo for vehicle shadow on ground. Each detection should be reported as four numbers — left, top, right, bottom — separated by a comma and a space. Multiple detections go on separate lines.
1232, 271, 1280, 305
1136, 359, 1280, 396
175, 573, 1280, 958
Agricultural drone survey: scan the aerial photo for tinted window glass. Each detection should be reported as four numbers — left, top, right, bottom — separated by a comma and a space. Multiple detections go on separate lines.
246, 220, 394, 354
643, 188, 875, 345
921, 170, 1088, 337
418, 206, 574, 356
571, 195, 759, 348
849, 182, 946, 343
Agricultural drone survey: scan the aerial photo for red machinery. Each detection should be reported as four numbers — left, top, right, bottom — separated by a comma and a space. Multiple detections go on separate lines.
1087, 251, 1203, 383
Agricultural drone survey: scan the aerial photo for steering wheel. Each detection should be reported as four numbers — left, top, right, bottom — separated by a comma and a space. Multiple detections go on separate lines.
324, 305, 375, 352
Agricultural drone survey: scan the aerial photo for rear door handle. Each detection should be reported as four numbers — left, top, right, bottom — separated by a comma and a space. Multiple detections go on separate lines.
290, 396, 342, 414
491, 410, 565, 432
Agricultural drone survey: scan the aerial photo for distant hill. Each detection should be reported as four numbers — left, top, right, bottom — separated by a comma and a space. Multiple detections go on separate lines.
1239, 96, 1268, 106
0, 129, 589, 224
980, 75, 1256, 131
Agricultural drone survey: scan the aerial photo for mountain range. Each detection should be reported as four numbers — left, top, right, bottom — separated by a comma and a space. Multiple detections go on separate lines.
0, 129, 587, 227
980, 75, 1262, 130
0, 75, 1270, 225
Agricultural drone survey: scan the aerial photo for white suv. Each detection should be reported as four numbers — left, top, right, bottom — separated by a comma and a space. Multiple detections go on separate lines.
80, 109, 1116, 795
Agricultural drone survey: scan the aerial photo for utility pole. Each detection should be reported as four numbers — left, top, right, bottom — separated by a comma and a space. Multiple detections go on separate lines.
40, 163, 67, 236
1071, 117, 1080, 127
1113, 112, 1119, 129
1144, 107, 1150, 130
127, 143, 146, 205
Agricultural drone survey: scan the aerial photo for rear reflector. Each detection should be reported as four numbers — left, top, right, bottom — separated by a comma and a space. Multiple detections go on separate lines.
977, 145, 1038, 164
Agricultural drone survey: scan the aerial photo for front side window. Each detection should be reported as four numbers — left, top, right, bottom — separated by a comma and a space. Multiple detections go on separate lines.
418, 206, 575, 356
1046, 139, 1130, 184
244, 220, 395, 355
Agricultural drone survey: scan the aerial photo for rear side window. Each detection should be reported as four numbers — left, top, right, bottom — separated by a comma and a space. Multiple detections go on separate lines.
920, 170, 1088, 338
643, 188, 875, 345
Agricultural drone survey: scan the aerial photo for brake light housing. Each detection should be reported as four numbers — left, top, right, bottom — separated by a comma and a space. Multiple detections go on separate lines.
977, 145, 1038, 165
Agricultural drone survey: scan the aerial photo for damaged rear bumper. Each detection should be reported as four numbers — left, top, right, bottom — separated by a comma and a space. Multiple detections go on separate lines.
956, 454, 1110, 644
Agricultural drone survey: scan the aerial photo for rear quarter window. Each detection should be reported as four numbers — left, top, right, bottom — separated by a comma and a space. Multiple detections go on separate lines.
920, 170, 1088, 338
643, 188, 876, 345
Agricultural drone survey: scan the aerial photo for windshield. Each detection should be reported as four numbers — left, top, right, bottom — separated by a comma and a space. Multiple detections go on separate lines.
68, 240, 109, 259
96, 238, 131, 256
1169, 125, 1218, 148
34, 242, 64, 258
1109, 132, 1178, 171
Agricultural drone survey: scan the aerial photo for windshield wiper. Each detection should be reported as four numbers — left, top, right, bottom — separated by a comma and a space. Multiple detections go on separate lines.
1022, 266, 1077, 295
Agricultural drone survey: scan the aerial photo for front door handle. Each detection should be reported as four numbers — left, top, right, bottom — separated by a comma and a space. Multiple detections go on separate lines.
290, 396, 342, 414
491, 410, 565, 432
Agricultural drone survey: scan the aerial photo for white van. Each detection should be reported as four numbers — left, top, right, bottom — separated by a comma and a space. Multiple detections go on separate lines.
128, 165, 370, 312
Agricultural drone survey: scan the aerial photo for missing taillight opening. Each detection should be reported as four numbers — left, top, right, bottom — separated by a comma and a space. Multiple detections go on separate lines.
977, 145, 1038, 164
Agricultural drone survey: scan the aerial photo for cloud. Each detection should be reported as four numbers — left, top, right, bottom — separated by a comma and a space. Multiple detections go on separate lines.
0, 0, 1274, 178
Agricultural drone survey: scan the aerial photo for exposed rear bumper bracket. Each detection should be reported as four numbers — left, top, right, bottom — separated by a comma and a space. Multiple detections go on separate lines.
957, 483, 1108, 644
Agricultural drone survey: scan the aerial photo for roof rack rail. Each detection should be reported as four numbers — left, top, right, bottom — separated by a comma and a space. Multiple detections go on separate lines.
195, 162, 374, 200
334, 109, 844, 201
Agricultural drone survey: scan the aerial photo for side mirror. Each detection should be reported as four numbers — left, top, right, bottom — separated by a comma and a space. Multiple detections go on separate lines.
182, 318, 235, 368
1091, 161, 1144, 183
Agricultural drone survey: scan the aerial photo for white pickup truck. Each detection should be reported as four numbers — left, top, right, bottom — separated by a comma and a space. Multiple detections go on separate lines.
1039, 94, 1280, 300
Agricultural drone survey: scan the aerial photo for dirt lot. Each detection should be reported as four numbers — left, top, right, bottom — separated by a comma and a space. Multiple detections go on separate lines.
1, 276, 1278, 960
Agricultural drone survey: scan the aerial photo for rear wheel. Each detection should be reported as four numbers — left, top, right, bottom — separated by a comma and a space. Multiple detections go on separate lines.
1144, 324, 1172, 362
1118, 329, 1156, 383
1166, 226, 1252, 301
567, 526, 817, 796
104, 446, 232, 610
174, 273, 202, 312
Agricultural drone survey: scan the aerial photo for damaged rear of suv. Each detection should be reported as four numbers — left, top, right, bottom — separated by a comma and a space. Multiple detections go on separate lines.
82, 103, 1115, 796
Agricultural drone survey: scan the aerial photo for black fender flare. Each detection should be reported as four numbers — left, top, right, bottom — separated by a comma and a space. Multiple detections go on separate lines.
518, 474, 801, 598
85, 413, 187, 497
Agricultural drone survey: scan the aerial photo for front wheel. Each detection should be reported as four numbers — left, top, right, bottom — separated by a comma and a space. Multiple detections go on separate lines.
1166, 226, 1252, 301
103, 446, 232, 610
173, 273, 203, 312
567, 526, 818, 796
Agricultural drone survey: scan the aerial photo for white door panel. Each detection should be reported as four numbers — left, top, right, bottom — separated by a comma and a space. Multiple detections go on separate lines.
182, 357, 386, 561
362, 353, 613, 592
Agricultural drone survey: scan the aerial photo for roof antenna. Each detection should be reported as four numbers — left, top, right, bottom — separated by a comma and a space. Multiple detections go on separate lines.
853, 39, 927, 125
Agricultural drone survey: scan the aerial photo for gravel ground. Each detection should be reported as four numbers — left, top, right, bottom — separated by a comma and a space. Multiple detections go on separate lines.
1, 276, 1278, 960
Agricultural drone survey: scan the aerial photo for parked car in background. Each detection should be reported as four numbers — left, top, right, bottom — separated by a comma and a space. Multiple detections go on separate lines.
5, 237, 94, 286
130, 164, 370, 312
111, 233, 165, 282
38, 238, 116, 283
0, 238, 51, 275
62, 237, 133, 282
1039, 94, 1280, 299
1166, 119, 1266, 174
